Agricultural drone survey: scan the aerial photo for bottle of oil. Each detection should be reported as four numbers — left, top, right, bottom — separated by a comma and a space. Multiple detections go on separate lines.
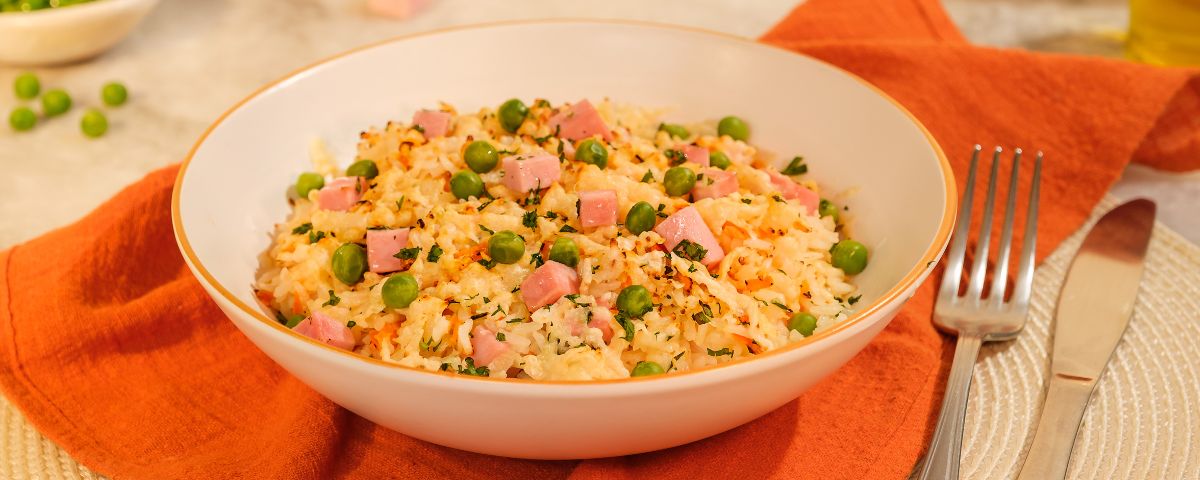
1127, 0, 1200, 66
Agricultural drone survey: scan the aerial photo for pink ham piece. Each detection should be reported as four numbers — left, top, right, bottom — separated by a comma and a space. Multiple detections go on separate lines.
587, 306, 615, 343
767, 171, 820, 214
366, 228, 411, 273
520, 260, 580, 311
470, 325, 510, 366
654, 206, 726, 268
316, 176, 369, 211
548, 99, 613, 142
680, 144, 710, 167
578, 190, 618, 229
293, 312, 355, 350
501, 153, 562, 193
412, 109, 451, 138
691, 168, 738, 200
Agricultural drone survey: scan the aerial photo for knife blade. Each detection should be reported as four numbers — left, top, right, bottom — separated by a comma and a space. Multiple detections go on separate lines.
1016, 198, 1156, 480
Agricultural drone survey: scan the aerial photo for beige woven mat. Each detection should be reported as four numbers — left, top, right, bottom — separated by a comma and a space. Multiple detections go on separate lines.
3, 197, 1198, 480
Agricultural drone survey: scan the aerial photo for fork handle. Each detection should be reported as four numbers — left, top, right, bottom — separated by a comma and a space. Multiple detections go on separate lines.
917, 334, 983, 480
1015, 375, 1096, 480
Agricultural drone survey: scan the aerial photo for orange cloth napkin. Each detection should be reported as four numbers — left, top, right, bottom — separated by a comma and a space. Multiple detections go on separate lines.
3, 1, 1199, 479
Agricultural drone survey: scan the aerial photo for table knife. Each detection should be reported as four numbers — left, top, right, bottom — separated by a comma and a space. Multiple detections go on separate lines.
1015, 198, 1156, 480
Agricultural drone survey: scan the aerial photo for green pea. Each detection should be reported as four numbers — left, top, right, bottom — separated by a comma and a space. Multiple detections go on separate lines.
575, 138, 608, 169
295, 172, 325, 199
464, 140, 499, 173
631, 361, 665, 377
449, 170, 485, 200
8, 107, 35, 131
346, 159, 379, 179
616, 285, 652, 318
488, 230, 525, 264
548, 237, 580, 268
662, 166, 697, 197
831, 239, 869, 275
331, 243, 368, 285
818, 199, 840, 223
788, 312, 818, 337
658, 123, 689, 140
13, 72, 39, 100
41, 89, 71, 117
717, 115, 749, 141
625, 201, 656, 235
381, 273, 419, 309
101, 82, 128, 106
709, 151, 732, 170
498, 98, 528, 133
80, 109, 107, 138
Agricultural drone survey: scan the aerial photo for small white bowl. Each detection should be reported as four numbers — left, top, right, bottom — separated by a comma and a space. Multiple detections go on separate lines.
173, 20, 956, 459
0, 0, 159, 66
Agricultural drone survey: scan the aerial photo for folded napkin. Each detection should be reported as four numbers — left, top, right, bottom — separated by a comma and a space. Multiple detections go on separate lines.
2, 1, 1198, 479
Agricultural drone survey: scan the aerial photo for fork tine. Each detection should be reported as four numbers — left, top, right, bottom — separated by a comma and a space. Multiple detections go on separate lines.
1010, 152, 1042, 307
965, 147, 1003, 299
938, 145, 982, 301
987, 148, 1022, 306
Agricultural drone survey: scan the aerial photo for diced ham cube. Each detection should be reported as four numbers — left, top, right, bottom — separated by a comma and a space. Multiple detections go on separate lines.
317, 176, 369, 211
569, 305, 614, 343
470, 325, 510, 366
654, 206, 726, 268
680, 144, 710, 167
293, 312, 355, 350
692, 168, 738, 200
520, 260, 580, 310
412, 109, 451, 138
548, 99, 612, 142
589, 306, 615, 343
366, 228, 411, 273
501, 153, 561, 193
767, 171, 820, 214
578, 190, 618, 229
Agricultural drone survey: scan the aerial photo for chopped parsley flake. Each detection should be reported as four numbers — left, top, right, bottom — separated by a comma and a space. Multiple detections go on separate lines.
530, 252, 545, 268
781, 156, 808, 175
457, 358, 489, 377
477, 258, 497, 269
616, 312, 636, 341
656, 203, 668, 218
848, 295, 862, 305
322, 290, 341, 307
291, 223, 313, 235
496, 332, 506, 341
521, 211, 539, 229
396, 196, 405, 210
308, 230, 326, 244
394, 247, 421, 260
707, 347, 733, 357
346, 321, 356, 328
507, 317, 525, 323
664, 149, 687, 166
559, 224, 578, 233
479, 224, 495, 235
470, 312, 488, 320
641, 171, 654, 183
740, 198, 752, 205
770, 300, 792, 313
672, 239, 708, 262
771, 194, 785, 203
692, 303, 713, 324
426, 243, 444, 262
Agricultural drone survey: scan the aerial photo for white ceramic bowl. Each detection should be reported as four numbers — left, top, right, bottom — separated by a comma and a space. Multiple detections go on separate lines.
0, 0, 159, 66
173, 20, 955, 459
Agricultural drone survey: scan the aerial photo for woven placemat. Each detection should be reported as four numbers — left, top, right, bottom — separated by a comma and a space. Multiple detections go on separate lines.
3, 196, 1198, 479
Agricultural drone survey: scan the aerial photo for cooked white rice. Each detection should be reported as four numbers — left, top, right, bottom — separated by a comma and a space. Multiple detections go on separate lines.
255, 99, 858, 381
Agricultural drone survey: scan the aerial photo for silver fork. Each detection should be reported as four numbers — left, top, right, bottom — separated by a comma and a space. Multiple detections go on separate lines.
916, 145, 1043, 480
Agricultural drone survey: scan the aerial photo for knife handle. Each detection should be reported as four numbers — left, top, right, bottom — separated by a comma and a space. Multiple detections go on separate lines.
1016, 375, 1097, 480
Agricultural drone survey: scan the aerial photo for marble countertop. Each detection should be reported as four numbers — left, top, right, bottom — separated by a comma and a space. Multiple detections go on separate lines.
0, 0, 1194, 249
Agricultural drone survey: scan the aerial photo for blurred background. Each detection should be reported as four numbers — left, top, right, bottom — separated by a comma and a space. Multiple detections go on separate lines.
0, 0, 1195, 250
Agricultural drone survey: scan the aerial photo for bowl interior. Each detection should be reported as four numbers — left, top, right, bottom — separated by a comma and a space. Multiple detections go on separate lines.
176, 20, 951, 365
